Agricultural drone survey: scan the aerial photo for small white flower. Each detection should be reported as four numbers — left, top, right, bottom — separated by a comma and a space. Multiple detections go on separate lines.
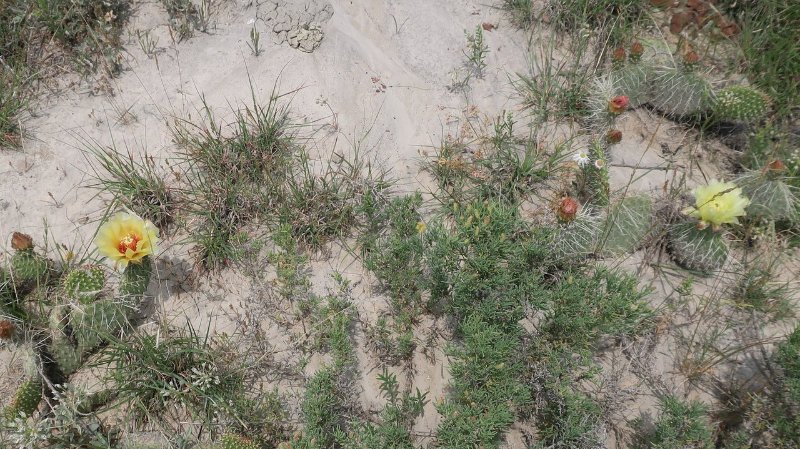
573, 151, 590, 167
594, 159, 606, 169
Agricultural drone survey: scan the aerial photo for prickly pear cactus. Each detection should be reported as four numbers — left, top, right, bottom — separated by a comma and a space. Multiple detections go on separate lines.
600, 196, 653, 255
119, 257, 152, 301
72, 300, 131, 354
668, 221, 729, 273
613, 62, 651, 108
713, 86, 770, 124
63, 266, 106, 303
649, 66, 714, 118
554, 210, 602, 258
3, 377, 42, 420
586, 141, 610, 207
737, 173, 799, 222
219, 433, 260, 449
9, 249, 51, 291
49, 337, 82, 376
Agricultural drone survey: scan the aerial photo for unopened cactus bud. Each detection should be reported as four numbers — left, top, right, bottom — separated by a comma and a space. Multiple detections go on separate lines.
630, 42, 644, 61
0, 320, 15, 340
557, 197, 579, 223
606, 129, 623, 144
608, 95, 629, 114
612, 47, 626, 66
684, 50, 700, 66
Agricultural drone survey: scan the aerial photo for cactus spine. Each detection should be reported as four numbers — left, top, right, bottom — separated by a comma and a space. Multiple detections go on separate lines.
600, 196, 653, 255
63, 265, 106, 303
3, 377, 42, 420
737, 172, 799, 222
668, 221, 729, 273
649, 60, 714, 118
119, 256, 152, 302
713, 85, 770, 125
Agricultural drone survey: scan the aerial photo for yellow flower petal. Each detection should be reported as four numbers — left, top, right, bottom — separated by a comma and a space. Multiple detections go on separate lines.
95, 212, 159, 269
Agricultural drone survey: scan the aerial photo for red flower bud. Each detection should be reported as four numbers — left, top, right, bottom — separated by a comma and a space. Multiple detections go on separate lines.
606, 129, 623, 144
0, 320, 15, 340
766, 159, 787, 172
684, 50, 701, 65
612, 47, 626, 63
557, 197, 579, 223
608, 96, 629, 114
631, 42, 644, 58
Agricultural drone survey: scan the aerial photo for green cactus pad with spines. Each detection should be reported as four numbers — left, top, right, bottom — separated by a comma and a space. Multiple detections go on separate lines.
49, 337, 82, 376
738, 174, 799, 222
218, 434, 260, 449
1, 268, 27, 321
63, 266, 106, 303
119, 257, 152, 302
72, 300, 131, 354
587, 141, 609, 207
554, 211, 601, 258
9, 249, 51, 291
613, 62, 651, 108
649, 67, 714, 118
3, 377, 42, 420
668, 222, 729, 274
713, 86, 770, 124
600, 196, 653, 255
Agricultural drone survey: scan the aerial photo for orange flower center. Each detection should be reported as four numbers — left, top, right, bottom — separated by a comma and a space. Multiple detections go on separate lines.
118, 233, 141, 255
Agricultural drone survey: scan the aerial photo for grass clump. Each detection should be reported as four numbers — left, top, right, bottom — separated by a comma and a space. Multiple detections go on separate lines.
172, 88, 296, 269
98, 324, 246, 435
86, 143, 176, 230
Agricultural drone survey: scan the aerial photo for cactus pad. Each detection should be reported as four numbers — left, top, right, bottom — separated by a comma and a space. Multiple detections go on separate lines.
649, 67, 713, 117
9, 250, 51, 291
72, 300, 131, 354
63, 266, 106, 303
668, 222, 729, 273
3, 377, 42, 420
738, 174, 799, 222
49, 338, 82, 376
613, 63, 651, 108
713, 86, 770, 124
119, 256, 152, 301
554, 211, 601, 258
600, 196, 653, 255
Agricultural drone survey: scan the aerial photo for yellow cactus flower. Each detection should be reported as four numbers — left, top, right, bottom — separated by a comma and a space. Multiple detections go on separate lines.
683, 180, 750, 229
95, 212, 159, 269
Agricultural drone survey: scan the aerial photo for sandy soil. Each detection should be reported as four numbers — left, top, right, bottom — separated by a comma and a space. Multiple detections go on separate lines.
1, 0, 797, 447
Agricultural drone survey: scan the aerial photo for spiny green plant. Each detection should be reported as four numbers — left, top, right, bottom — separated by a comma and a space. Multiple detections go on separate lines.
599, 195, 653, 255
649, 59, 714, 118
667, 221, 729, 274
3, 376, 43, 420
713, 85, 771, 125
736, 169, 799, 223
611, 44, 652, 107
62, 265, 105, 303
